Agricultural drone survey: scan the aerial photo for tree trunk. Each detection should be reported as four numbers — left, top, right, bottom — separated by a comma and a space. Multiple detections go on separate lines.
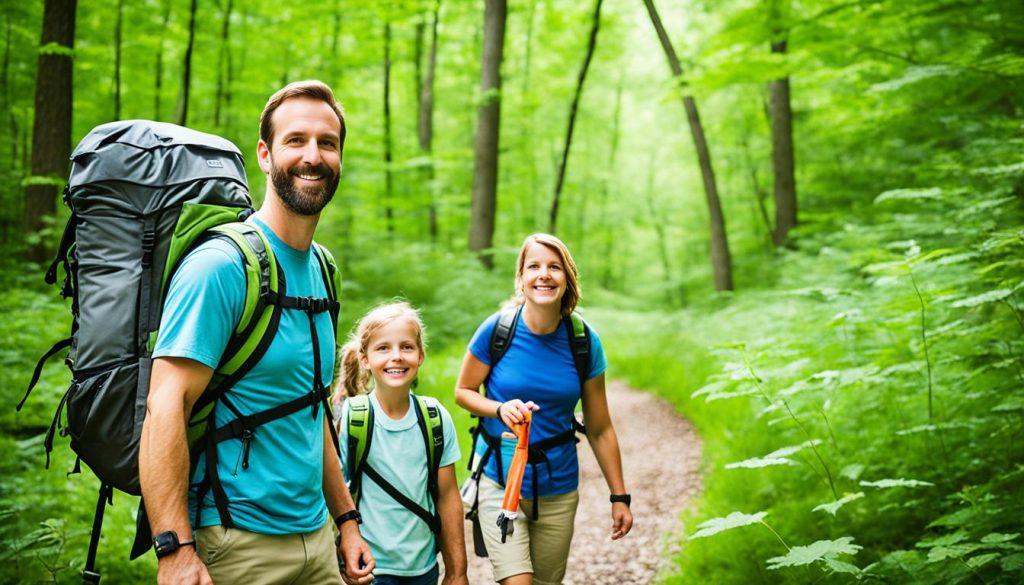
469, 0, 507, 269
25, 0, 76, 261
419, 0, 441, 242
154, 0, 171, 120
599, 70, 625, 289
642, 0, 733, 291
547, 0, 603, 235
383, 21, 394, 239
176, 0, 198, 126
113, 0, 123, 120
214, 0, 234, 129
770, 38, 797, 247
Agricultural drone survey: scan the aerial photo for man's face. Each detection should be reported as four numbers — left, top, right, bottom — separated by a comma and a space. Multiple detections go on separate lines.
258, 97, 343, 216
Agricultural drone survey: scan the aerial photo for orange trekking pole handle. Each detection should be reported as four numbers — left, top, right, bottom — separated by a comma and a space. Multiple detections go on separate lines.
497, 410, 531, 543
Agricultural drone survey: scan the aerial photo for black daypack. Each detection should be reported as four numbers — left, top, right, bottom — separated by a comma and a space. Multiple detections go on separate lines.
461, 305, 591, 557
17, 120, 341, 584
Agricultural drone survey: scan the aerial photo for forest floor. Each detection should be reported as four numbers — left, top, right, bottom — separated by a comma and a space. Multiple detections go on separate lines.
458, 381, 703, 584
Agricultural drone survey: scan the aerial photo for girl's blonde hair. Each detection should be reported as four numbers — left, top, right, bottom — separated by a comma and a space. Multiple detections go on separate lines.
512, 233, 581, 317
336, 301, 426, 399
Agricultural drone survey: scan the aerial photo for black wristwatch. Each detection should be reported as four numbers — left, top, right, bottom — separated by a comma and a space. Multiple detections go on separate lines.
153, 531, 196, 558
334, 509, 363, 529
610, 493, 632, 507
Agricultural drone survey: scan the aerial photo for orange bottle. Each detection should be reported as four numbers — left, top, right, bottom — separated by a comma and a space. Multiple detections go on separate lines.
496, 410, 531, 542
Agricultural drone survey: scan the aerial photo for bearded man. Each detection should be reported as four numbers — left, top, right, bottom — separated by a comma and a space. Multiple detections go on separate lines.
139, 81, 375, 585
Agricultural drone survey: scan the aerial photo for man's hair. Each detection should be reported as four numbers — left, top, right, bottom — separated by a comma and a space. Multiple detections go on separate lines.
259, 80, 346, 146
513, 233, 581, 317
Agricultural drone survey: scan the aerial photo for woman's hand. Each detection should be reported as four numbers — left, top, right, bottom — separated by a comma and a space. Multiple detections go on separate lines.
496, 399, 538, 428
611, 501, 633, 540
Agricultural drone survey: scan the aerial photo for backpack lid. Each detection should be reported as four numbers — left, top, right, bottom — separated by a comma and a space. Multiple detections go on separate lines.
68, 120, 248, 193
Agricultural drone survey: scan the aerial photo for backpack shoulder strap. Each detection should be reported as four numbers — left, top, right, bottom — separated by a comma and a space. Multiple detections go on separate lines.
489, 305, 522, 367
347, 393, 374, 506
413, 394, 444, 504
564, 311, 592, 388
186, 222, 283, 440
311, 241, 341, 334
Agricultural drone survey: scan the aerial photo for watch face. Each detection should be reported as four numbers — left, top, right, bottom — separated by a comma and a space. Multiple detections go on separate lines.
154, 531, 179, 557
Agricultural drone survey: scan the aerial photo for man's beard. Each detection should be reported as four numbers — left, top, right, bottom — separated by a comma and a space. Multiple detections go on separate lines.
270, 160, 340, 216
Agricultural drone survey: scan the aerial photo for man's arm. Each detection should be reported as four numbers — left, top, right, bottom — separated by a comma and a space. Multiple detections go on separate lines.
322, 417, 375, 584
139, 357, 215, 585
436, 464, 468, 585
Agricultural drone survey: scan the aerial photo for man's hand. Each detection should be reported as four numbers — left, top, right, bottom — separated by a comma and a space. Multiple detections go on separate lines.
156, 547, 213, 585
338, 523, 375, 585
441, 573, 469, 585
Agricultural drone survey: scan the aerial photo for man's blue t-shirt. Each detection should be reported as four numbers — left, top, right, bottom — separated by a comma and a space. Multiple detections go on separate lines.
153, 216, 336, 535
468, 309, 606, 499
338, 393, 460, 577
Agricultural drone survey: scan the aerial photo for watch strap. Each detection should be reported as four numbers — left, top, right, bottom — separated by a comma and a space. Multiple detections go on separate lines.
334, 509, 362, 528
610, 493, 631, 506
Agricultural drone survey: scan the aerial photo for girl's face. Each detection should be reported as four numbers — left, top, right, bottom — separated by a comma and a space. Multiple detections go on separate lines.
360, 318, 424, 392
519, 243, 567, 311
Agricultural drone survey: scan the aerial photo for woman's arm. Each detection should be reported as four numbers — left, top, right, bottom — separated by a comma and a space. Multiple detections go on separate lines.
454, 351, 535, 426
581, 373, 634, 540
436, 465, 469, 585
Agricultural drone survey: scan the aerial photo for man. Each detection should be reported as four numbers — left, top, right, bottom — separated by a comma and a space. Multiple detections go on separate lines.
139, 81, 375, 585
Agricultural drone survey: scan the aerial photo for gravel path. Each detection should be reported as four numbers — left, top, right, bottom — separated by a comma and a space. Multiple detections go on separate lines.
455, 380, 702, 584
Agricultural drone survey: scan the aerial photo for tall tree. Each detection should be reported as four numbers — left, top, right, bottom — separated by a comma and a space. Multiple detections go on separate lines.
153, 0, 171, 120
382, 21, 394, 238
643, 0, 733, 291
25, 0, 76, 261
214, 0, 234, 129
547, 0, 603, 234
176, 0, 198, 126
769, 0, 797, 247
469, 0, 507, 268
418, 0, 442, 242
113, 0, 124, 120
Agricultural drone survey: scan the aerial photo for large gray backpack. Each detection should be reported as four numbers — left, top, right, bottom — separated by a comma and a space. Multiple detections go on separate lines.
17, 120, 341, 584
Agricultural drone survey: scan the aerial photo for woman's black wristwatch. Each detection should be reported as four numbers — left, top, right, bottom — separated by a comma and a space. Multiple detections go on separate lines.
610, 493, 631, 506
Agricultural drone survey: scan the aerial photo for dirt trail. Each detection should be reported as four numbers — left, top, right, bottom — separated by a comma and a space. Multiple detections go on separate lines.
457, 380, 703, 584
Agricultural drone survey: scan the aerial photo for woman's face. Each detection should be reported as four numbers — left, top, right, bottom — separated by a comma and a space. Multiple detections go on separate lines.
519, 243, 567, 311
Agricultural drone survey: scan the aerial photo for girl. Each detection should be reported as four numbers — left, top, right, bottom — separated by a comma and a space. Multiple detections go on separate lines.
455, 233, 633, 585
335, 302, 468, 585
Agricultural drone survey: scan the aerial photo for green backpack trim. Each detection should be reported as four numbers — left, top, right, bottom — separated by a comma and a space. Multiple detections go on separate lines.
347, 392, 444, 533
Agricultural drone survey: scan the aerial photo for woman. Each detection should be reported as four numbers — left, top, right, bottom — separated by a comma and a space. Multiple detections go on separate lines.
455, 233, 633, 585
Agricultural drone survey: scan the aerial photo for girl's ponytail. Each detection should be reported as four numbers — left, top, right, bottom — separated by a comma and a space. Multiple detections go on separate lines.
340, 339, 370, 397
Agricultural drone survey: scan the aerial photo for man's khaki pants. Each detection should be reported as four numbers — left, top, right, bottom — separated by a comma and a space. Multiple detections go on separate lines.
196, 519, 342, 585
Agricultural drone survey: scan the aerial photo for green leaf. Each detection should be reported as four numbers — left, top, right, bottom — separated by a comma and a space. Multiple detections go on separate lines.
824, 558, 863, 575
1001, 552, 1024, 571
950, 289, 1013, 308
874, 188, 943, 205
966, 553, 1000, 569
813, 492, 865, 517
38, 42, 75, 57
766, 537, 862, 570
689, 511, 768, 540
980, 533, 1020, 544
725, 456, 794, 469
860, 478, 935, 489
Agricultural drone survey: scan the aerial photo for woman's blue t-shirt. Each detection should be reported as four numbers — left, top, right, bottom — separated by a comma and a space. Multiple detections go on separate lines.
468, 309, 606, 499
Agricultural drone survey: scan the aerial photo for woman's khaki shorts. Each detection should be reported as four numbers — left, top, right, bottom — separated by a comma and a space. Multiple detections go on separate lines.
477, 475, 579, 585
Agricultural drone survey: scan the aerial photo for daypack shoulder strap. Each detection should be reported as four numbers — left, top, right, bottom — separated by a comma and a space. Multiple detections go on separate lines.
564, 311, 592, 388
489, 305, 522, 367
413, 394, 444, 504
346, 394, 373, 505
311, 242, 341, 347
